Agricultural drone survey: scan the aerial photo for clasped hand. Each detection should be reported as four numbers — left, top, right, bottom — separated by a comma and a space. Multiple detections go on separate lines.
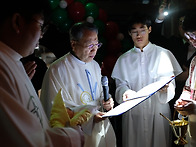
23, 61, 37, 79
174, 98, 196, 116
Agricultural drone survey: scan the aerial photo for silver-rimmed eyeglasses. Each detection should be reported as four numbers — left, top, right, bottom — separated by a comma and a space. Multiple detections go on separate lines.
87, 42, 103, 50
77, 42, 103, 50
129, 28, 148, 37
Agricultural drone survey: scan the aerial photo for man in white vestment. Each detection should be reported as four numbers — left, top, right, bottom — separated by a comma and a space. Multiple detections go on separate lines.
0, 0, 84, 146
175, 12, 196, 147
111, 13, 182, 147
40, 21, 116, 147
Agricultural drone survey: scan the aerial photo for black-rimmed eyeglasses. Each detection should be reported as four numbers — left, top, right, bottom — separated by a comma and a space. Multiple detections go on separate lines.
32, 19, 49, 35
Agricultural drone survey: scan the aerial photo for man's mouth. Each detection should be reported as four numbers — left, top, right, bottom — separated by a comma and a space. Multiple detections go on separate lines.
137, 39, 142, 42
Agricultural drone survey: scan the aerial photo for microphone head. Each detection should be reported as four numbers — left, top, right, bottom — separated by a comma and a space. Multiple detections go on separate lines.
101, 76, 108, 86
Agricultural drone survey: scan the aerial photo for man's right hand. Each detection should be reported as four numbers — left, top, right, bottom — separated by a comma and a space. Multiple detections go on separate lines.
93, 112, 107, 123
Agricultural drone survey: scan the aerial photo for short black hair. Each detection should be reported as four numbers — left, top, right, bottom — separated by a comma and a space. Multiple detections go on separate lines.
183, 9, 196, 32
69, 21, 98, 41
0, 0, 51, 23
127, 13, 152, 32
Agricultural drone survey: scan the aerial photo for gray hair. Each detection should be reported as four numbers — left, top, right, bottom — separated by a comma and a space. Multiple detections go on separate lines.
69, 21, 98, 41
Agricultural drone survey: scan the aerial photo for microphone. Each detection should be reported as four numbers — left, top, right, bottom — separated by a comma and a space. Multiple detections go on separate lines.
101, 76, 109, 102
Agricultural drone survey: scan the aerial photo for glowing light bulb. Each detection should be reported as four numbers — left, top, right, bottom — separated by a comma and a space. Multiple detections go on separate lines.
164, 11, 168, 16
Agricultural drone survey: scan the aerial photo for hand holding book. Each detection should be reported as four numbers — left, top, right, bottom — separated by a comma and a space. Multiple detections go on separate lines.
159, 83, 169, 93
102, 76, 175, 117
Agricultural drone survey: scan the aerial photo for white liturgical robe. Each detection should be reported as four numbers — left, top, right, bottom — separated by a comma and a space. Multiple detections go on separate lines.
40, 52, 116, 147
111, 42, 183, 147
0, 41, 83, 146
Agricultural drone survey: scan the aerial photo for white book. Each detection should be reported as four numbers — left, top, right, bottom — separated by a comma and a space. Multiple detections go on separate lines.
102, 76, 175, 117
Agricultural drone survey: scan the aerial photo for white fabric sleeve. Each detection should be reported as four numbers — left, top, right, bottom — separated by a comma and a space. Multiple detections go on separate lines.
46, 127, 83, 147
179, 91, 191, 100
114, 78, 131, 104
155, 18, 164, 23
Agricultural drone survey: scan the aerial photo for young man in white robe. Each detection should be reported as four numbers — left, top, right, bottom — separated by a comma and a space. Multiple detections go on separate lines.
40, 21, 116, 147
175, 11, 196, 147
111, 13, 182, 147
0, 0, 84, 146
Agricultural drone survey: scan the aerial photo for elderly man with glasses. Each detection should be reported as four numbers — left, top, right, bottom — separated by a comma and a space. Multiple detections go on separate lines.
40, 21, 116, 147
175, 11, 196, 147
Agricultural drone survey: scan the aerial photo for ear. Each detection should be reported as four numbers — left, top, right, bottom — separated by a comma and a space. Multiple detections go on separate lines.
148, 26, 152, 34
70, 40, 77, 48
11, 13, 22, 34
128, 31, 132, 36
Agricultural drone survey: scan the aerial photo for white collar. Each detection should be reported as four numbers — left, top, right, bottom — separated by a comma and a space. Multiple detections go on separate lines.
134, 42, 151, 52
0, 41, 22, 61
70, 52, 86, 64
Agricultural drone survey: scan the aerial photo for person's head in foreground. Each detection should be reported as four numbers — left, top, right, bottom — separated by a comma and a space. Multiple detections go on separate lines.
69, 21, 102, 63
183, 11, 196, 48
0, 0, 50, 57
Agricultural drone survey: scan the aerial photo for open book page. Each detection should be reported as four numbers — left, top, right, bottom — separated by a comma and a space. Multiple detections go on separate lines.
127, 76, 175, 100
102, 76, 175, 117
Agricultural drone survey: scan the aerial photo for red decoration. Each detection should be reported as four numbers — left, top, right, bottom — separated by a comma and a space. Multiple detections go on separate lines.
65, 0, 74, 6
67, 2, 85, 22
104, 21, 119, 40
101, 55, 118, 77
98, 8, 108, 23
106, 39, 122, 55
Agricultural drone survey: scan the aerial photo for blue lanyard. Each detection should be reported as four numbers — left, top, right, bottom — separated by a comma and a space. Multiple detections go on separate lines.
77, 83, 85, 92
85, 69, 97, 100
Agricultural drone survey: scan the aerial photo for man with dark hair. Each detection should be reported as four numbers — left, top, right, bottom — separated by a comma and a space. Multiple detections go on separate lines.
0, 0, 84, 146
111, 13, 182, 147
40, 21, 116, 147
175, 11, 196, 147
